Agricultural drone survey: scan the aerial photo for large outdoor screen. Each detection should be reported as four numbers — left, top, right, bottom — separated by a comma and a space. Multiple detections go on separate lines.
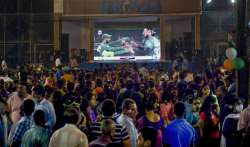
94, 27, 161, 61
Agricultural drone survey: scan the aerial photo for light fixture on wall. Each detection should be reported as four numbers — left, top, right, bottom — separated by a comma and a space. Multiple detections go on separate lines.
206, 0, 212, 4
231, 0, 236, 4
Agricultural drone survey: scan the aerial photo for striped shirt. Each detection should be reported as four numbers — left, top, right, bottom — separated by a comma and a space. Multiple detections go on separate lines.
21, 125, 50, 147
90, 117, 130, 144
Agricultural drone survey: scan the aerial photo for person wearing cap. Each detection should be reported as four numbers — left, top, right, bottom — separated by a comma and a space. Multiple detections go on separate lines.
97, 34, 133, 57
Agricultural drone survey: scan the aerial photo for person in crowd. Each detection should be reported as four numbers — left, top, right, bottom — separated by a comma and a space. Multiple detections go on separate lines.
117, 99, 139, 147
1, 60, 8, 73
137, 102, 164, 147
224, 74, 236, 95
186, 98, 201, 126
137, 127, 158, 147
55, 57, 61, 68
0, 96, 9, 147
44, 85, 54, 102
94, 79, 104, 95
90, 119, 116, 147
183, 89, 195, 121
198, 94, 220, 147
62, 81, 79, 109
83, 92, 97, 124
62, 69, 73, 83
160, 91, 175, 124
90, 99, 131, 147
45, 72, 56, 87
199, 84, 219, 112
116, 79, 135, 112
55, 67, 63, 81
79, 98, 93, 133
238, 98, 250, 146
18, 66, 28, 85
7, 85, 29, 124
52, 81, 65, 130
221, 99, 243, 147
10, 99, 35, 147
49, 108, 88, 147
21, 110, 50, 147
7, 85, 32, 144
33, 85, 56, 131
163, 102, 197, 147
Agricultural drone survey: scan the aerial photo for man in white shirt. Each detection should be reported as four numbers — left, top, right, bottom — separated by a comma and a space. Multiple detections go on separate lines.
55, 58, 61, 68
117, 99, 139, 147
49, 108, 88, 147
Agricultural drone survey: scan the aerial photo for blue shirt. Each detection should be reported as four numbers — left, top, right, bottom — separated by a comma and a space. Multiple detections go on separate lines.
12, 116, 33, 142
35, 99, 56, 131
163, 119, 197, 147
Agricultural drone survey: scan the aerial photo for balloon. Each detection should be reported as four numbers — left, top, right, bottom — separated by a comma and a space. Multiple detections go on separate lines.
226, 48, 237, 59
223, 59, 234, 70
233, 58, 245, 70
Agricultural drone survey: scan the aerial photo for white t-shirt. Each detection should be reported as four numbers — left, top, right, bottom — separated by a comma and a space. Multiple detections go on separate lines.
55, 58, 61, 67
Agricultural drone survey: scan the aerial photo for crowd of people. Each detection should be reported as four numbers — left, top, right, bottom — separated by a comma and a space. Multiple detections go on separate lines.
0, 63, 250, 147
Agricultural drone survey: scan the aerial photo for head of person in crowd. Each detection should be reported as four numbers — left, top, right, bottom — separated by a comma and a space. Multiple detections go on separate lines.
216, 86, 227, 100
33, 110, 46, 127
20, 99, 35, 117
224, 74, 235, 88
64, 108, 80, 125
183, 89, 195, 104
86, 80, 93, 90
138, 127, 158, 147
233, 99, 243, 113
161, 91, 173, 103
148, 92, 158, 106
7, 82, 17, 93
32, 85, 45, 102
101, 119, 116, 138
122, 99, 138, 120
95, 79, 103, 94
56, 79, 65, 90
66, 81, 75, 93
45, 85, 54, 101
174, 102, 186, 119
201, 84, 211, 97
192, 98, 201, 113
145, 101, 156, 114
17, 85, 27, 99
101, 99, 116, 118
147, 80, 155, 90
194, 75, 204, 87
126, 80, 134, 90
200, 95, 217, 114
96, 79, 103, 88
